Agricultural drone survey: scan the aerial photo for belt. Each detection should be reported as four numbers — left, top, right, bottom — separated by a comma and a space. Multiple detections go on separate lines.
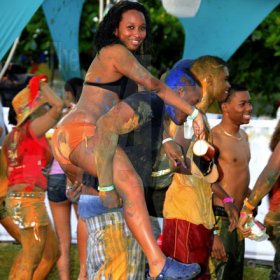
7, 192, 44, 199
213, 205, 228, 218
151, 168, 172, 177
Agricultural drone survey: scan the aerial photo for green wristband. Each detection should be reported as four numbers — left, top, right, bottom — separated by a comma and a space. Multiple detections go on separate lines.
98, 185, 115, 192
189, 108, 199, 121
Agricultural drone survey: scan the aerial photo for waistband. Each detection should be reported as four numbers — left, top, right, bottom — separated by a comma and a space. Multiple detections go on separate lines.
151, 168, 172, 177
78, 194, 122, 219
213, 205, 228, 218
7, 192, 44, 199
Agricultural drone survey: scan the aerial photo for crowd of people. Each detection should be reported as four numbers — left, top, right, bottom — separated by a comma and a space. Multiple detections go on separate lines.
0, 1, 279, 280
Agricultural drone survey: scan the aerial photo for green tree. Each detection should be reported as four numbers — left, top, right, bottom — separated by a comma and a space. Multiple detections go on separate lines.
228, 6, 280, 117
7, 2, 280, 117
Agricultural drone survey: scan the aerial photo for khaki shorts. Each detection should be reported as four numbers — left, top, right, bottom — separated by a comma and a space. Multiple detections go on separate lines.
6, 192, 49, 229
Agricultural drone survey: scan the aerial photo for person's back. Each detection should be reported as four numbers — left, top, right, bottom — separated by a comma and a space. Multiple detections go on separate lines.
6, 120, 51, 188
209, 84, 252, 280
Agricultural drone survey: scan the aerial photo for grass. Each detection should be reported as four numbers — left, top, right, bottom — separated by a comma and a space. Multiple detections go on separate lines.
0, 242, 80, 280
0, 242, 271, 279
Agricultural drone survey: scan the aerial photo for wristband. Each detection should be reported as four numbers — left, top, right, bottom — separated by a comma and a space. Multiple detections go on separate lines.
213, 226, 220, 235
162, 137, 173, 144
188, 108, 199, 121
240, 211, 253, 218
98, 185, 115, 192
223, 197, 234, 204
243, 198, 255, 211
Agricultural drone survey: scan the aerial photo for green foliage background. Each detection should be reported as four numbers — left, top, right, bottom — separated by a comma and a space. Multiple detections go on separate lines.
227, 6, 280, 117
9, 1, 280, 117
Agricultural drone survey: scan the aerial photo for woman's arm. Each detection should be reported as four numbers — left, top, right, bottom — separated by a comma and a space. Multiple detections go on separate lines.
31, 82, 63, 137
108, 45, 205, 136
238, 142, 280, 236
243, 141, 280, 212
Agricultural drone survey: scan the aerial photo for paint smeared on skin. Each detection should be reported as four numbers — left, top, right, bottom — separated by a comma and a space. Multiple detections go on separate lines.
131, 65, 148, 83
267, 171, 280, 186
121, 115, 140, 133
251, 170, 280, 206
102, 92, 118, 106
128, 101, 152, 126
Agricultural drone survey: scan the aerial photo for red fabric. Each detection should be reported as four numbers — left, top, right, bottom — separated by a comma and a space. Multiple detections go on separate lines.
28, 75, 48, 103
162, 218, 213, 280
269, 179, 280, 211
4, 121, 52, 191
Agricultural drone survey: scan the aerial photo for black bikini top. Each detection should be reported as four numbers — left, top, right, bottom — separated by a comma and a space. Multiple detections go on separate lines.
84, 76, 138, 100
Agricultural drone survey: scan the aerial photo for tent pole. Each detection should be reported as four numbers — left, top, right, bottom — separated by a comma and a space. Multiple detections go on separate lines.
0, 35, 21, 80
99, 0, 104, 22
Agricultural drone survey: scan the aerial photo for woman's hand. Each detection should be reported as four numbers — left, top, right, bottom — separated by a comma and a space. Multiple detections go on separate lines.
99, 189, 123, 208
66, 181, 83, 203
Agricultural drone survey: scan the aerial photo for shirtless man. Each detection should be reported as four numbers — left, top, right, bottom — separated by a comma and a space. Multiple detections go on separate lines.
209, 84, 252, 279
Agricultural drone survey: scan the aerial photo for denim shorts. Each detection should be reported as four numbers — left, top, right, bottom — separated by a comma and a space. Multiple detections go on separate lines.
47, 173, 67, 202
78, 194, 122, 219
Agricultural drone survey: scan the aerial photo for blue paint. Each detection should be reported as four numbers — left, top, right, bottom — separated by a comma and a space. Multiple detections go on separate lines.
164, 63, 198, 124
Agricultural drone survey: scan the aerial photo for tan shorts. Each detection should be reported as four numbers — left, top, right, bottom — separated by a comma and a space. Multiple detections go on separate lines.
6, 192, 49, 229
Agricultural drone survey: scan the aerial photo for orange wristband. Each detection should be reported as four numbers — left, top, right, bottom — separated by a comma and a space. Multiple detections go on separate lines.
243, 198, 255, 211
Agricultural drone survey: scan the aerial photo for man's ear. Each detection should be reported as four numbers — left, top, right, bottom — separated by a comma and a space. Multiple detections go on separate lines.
201, 75, 212, 88
177, 87, 184, 97
221, 102, 228, 113
205, 74, 213, 86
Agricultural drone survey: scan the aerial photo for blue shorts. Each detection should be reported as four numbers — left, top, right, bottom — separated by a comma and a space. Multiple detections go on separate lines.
78, 194, 122, 219
47, 173, 67, 202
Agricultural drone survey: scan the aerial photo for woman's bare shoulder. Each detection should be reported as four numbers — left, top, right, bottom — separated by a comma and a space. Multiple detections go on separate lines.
100, 44, 130, 58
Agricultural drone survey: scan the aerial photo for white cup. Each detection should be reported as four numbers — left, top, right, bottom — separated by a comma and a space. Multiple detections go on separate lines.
184, 118, 194, 139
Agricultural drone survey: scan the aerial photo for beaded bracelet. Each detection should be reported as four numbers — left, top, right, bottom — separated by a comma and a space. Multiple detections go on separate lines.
243, 198, 255, 211
213, 225, 220, 235
98, 185, 115, 192
223, 197, 234, 204
188, 108, 199, 121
